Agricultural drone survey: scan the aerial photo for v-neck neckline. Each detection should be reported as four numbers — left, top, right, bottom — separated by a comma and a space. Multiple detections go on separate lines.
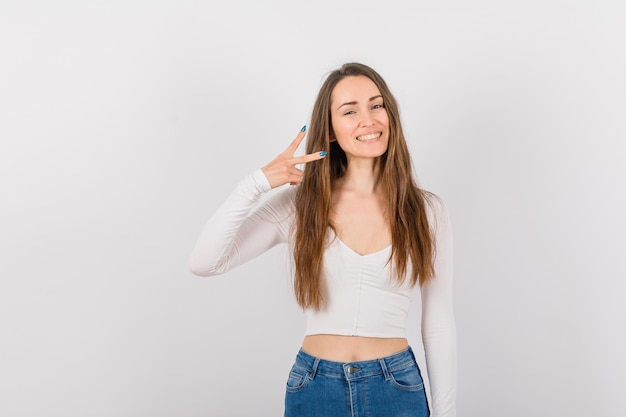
330, 230, 392, 258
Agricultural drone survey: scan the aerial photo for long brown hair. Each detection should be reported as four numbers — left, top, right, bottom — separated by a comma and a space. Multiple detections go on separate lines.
294, 63, 436, 310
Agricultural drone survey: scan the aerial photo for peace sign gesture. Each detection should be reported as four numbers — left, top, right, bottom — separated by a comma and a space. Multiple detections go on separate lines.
261, 126, 327, 188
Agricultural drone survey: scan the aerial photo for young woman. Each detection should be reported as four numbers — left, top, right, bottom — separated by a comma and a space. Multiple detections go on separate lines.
189, 63, 456, 417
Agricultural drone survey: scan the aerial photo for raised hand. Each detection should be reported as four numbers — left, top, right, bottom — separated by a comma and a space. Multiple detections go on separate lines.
261, 126, 327, 188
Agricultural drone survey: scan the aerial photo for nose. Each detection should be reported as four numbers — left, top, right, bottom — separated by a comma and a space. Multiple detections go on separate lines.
360, 111, 375, 127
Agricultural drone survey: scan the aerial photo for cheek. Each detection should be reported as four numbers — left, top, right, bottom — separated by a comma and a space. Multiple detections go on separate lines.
381, 112, 390, 128
331, 119, 352, 140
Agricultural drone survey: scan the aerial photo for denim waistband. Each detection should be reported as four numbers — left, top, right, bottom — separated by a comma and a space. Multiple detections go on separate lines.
294, 346, 417, 380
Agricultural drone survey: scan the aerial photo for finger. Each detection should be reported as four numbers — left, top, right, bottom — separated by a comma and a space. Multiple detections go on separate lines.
289, 171, 305, 185
276, 167, 303, 184
291, 150, 328, 165
285, 126, 307, 155
287, 168, 304, 186
287, 167, 304, 180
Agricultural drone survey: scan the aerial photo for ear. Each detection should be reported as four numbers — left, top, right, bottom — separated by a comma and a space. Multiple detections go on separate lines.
329, 128, 337, 142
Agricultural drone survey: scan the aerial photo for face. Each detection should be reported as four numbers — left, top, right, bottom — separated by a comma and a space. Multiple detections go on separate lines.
330, 75, 390, 162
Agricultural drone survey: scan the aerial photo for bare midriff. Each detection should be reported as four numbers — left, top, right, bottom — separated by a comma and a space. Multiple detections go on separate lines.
301, 335, 409, 362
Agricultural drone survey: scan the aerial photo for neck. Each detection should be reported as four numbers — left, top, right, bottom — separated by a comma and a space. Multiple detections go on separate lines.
338, 157, 382, 195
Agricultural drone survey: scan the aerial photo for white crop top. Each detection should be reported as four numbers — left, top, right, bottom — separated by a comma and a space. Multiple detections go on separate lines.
189, 169, 456, 417
309, 234, 413, 338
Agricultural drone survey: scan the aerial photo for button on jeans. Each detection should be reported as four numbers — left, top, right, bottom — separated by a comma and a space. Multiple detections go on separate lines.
284, 346, 430, 417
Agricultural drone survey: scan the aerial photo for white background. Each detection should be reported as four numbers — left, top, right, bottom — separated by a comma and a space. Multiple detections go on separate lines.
1, 1, 625, 416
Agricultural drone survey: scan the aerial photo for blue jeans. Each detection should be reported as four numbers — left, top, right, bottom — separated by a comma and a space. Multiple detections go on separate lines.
284, 346, 430, 417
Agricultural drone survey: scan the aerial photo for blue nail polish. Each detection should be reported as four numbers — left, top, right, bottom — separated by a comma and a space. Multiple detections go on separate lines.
320, 151, 327, 157
301, 125, 307, 132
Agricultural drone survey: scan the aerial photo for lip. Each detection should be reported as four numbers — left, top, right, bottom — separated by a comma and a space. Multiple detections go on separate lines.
356, 132, 382, 142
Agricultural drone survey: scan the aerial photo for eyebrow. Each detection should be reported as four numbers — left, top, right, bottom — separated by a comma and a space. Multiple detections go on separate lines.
337, 95, 383, 110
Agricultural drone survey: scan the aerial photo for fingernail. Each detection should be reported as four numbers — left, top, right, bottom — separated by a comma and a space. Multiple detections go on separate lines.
301, 125, 307, 132
319, 151, 327, 157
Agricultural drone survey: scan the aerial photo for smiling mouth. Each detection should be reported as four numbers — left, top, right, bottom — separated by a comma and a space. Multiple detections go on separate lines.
356, 132, 382, 142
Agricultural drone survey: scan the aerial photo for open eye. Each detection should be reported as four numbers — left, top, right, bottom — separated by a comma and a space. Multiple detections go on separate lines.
372, 103, 384, 110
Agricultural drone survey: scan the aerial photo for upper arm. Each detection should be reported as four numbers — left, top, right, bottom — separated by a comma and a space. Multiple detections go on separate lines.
421, 196, 454, 315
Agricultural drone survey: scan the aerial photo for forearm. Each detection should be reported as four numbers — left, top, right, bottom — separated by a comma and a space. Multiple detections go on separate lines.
188, 169, 276, 276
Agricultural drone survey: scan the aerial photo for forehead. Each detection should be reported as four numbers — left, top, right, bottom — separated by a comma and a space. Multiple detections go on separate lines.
330, 75, 381, 104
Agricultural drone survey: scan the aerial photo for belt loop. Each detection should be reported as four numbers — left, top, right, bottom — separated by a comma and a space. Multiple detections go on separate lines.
309, 358, 320, 380
379, 358, 391, 381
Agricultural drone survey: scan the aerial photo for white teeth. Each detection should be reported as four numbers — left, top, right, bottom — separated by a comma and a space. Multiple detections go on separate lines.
356, 133, 380, 141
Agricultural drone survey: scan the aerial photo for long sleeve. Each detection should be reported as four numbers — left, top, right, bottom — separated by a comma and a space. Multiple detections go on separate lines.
188, 169, 295, 277
421, 198, 456, 417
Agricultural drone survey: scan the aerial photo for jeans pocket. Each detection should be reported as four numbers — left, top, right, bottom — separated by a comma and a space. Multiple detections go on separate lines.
389, 363, 424, 392
285, 365, 310, 393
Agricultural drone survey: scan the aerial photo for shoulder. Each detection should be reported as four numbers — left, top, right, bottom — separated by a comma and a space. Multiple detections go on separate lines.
421, 191, 451, 231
